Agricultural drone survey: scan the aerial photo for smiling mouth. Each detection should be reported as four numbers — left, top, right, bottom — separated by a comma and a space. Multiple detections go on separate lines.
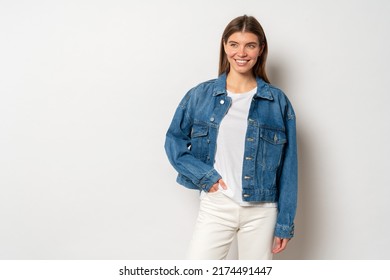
235, 59, 250, 66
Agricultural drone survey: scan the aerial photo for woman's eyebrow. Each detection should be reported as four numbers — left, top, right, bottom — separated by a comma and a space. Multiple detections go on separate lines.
227, 40, 258, 45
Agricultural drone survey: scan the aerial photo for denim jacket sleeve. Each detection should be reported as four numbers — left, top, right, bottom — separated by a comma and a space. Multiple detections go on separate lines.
164, 89, 222, 192
274, 101, 298, 239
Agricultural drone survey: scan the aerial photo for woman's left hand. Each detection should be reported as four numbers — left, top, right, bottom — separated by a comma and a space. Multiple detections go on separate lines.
272, 237, 289, 254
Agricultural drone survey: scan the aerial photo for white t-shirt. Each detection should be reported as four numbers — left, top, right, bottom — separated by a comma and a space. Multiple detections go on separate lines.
213, 87, 277, 207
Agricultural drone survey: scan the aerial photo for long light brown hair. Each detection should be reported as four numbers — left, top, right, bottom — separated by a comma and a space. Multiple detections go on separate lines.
218, 15, 270, 83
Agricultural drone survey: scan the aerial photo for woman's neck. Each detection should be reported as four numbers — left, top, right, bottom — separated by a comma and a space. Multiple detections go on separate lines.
226, 71, 257, 93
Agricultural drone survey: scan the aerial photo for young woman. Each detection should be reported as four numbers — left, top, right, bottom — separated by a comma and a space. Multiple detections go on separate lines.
165, 15, 298, 260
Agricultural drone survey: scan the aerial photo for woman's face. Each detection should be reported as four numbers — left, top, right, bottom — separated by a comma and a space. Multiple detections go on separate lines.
224, 31, 263, 76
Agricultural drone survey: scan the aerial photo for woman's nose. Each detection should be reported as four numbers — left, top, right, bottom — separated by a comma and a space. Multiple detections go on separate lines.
237, 46, 247, 57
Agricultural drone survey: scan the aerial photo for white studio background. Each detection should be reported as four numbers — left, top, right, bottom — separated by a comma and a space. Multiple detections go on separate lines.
0, 0, 389, 260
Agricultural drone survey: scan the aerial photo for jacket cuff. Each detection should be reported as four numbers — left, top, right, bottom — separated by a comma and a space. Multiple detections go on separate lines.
274, 223, 295, 239
198, 169, 221, 192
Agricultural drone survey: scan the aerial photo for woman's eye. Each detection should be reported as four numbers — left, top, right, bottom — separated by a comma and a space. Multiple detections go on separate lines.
230, 43, 238, 48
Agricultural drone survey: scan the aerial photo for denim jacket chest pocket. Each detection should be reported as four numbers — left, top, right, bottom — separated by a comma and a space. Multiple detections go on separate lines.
190, 122, 210, 162
259, 128, 287, 171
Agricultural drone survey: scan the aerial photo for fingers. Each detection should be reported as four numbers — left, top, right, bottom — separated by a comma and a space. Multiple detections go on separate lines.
208, 179, 228, 192
208, 182, 219, 193
219, 179, 228, 190
272, 237, 289, 254
272, 237, 281, 254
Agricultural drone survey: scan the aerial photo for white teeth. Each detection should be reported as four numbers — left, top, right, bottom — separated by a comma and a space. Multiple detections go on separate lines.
236, 60, 248, 63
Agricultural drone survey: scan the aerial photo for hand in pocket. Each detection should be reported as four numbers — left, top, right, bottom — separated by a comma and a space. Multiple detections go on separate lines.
208, 179, 228, 193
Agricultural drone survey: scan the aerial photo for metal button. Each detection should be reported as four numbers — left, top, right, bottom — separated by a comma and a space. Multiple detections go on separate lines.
247, 137, 254, 142
220, 100, 225, 105
244, 176, 251, 180
245, 156, 252, 160
210, 117, 215, 122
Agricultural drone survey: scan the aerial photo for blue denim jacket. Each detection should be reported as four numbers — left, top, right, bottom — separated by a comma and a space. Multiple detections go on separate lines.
165, 73, 298, 238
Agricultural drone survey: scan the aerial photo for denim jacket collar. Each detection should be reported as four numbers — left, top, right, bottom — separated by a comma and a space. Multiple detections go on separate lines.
212, 72, 274, 101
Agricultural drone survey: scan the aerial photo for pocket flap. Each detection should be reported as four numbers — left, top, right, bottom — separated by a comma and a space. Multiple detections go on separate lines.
260, 128, 287, 144
191, 124, 209, 138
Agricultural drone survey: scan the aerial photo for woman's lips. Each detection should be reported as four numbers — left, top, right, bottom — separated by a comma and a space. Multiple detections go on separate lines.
235, 59, 249, 66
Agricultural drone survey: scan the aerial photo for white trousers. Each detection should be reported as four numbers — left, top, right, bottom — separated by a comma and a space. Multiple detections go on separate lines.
186, 191, 277, 260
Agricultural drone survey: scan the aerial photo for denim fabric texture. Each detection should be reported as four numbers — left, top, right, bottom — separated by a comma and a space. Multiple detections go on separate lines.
165, 73, 298, 238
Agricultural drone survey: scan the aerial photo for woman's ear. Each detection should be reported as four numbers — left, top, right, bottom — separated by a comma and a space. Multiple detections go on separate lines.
258, 44, 264, 56
223, 40, 228, 53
